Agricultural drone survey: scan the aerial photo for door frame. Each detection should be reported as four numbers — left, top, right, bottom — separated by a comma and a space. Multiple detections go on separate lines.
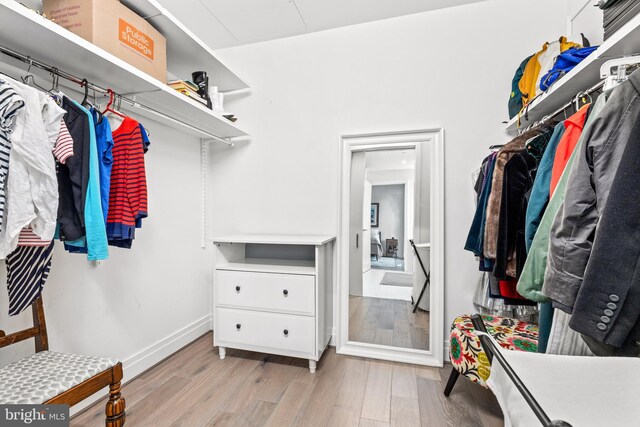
336, 128, 445, 366
367, 177, 413, 272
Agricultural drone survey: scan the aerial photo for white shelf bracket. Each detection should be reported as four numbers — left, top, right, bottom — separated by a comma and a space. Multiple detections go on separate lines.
203, 136, 234, 147
201, 138, 208, 249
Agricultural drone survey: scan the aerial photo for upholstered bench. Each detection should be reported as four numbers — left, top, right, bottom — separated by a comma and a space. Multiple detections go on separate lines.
444, 314, 538, 395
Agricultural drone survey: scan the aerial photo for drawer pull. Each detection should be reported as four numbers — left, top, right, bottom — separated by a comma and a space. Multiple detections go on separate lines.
236, 324, 242, 330
283, 329, 289, 336
235, 285, 241, 292
283, 289, 289, 296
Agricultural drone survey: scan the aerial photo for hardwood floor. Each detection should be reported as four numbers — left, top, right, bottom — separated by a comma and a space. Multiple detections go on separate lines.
72, 333, 503, 427
349, 296, 429, 351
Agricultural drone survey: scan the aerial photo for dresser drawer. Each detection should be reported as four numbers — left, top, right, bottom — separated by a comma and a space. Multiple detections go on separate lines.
216, 270, 315, 315
217, 308, 315, 355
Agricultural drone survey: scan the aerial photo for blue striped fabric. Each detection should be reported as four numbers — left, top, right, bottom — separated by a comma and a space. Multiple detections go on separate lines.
7, 241, 54, 316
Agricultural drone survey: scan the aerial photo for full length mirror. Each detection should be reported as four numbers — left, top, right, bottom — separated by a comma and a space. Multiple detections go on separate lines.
338, 130, 444, 366
349, 148, 431, 351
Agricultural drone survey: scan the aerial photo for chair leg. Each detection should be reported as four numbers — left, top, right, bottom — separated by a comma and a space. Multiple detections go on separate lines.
105, 380, 126, 427
443, 367, 460, 397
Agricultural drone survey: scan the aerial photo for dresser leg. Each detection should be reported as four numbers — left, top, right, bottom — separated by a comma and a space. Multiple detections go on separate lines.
219, 347, 226, 360
309, 360, 317, 374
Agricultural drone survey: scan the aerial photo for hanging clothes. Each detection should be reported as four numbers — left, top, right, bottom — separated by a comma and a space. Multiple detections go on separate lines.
516, 92, 608, 302
568, 109, 640, 356
494, 130, 553, 280
537, 302, 554, 353
483, 127, 543, 261
91, 108, 114, 224
0, 76, 65, 258
549, 104, 590, 195
107, 117, 148, 248
472, 272, 538, 323
524, 122, 566, 252
543, 69, 640, 313
62, 100, 108, 261
545, 309, 594, 356
6, 241, 55, 316
493, 149, 538, 279
139, 123, 151, 153
57, 96, 90, 241
0, 80, 25, 232
465, 153, 497, 256
18, 119, 74, 247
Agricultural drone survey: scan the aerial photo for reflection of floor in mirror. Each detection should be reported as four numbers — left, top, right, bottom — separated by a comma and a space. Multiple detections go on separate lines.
363, 268, 413, 301
349, 295, 429, 351
371, 256, 405, 271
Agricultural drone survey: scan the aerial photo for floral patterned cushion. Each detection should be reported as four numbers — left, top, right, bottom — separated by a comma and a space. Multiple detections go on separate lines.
449, 314, 538, 388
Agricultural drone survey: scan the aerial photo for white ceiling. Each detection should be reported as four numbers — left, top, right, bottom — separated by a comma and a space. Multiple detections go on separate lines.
157, 0, 487, 49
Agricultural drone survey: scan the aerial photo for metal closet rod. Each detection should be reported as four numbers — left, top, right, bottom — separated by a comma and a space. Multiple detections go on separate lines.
0, 44, 234, 147
521, 79, 606, 133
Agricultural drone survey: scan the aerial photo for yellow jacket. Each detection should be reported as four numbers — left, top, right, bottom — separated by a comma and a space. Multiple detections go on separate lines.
519, 37, 581, 106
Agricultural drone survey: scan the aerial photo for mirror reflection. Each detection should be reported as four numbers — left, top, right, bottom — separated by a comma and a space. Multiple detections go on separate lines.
348, 148, 431, 351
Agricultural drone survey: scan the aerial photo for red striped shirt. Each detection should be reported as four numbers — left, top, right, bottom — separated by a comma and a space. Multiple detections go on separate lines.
107, 117, 148, 232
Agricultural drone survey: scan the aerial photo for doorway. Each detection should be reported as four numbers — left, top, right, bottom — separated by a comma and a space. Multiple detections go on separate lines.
338, 129, 444, 366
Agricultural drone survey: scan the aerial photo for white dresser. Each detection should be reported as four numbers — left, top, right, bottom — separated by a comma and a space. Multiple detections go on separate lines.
212, 234, 335, 373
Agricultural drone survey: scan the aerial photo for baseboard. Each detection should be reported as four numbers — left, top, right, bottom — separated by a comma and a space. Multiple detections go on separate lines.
70, 314, 212, 416
329, 327, 337, 346
444, 339, 450, 362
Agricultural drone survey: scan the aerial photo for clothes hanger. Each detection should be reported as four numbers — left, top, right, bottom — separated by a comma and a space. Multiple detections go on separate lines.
80, 78, 91, 107
600, 56, 640, 91
21, 58, 48, 92
47, 68, 59, 94
45, 68, 65, 105
102, 88, 126, 118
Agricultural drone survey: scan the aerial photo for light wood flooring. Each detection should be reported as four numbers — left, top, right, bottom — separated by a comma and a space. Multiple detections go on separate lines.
72, 333, 503, 427
349, 296, 429, 351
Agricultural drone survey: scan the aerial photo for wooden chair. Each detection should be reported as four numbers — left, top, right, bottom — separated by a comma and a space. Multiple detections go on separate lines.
0, 296, 126, 426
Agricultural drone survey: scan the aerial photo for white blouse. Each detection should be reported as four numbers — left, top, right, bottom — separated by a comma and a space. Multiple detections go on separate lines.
0, 76, 65, 258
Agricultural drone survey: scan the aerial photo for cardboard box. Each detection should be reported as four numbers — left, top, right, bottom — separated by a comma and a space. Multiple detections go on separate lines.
43, 0, 167, 83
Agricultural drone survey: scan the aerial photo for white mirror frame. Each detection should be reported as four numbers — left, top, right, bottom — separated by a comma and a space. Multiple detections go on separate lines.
336, 129, 445, 367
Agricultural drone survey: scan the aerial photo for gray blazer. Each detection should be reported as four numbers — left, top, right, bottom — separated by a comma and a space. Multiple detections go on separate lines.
569, 109, 640, 354
543, 69, 640, 313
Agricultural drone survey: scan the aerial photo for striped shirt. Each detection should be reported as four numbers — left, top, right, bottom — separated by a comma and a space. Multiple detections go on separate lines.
7, 241, 54, 316
18, 120, 74, 247
107, 117, 148, 241
0, 81, 25, 234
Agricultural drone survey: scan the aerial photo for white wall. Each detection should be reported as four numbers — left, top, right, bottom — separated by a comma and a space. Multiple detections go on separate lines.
372, 184, 405, 258
566, 0, 605, 45
211, 0, 570, 357
0, 115, 212, 411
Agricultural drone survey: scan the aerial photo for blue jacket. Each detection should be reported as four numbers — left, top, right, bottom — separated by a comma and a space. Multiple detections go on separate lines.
524, 122, 566, 252
465, 153, 497, 256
